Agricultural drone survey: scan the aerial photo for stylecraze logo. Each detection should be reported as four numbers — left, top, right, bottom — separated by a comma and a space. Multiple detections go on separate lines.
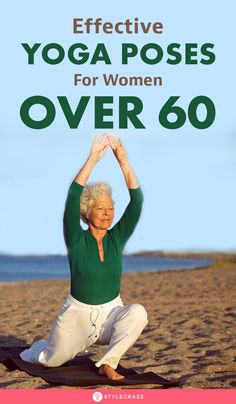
92, 391, 103, 402
92, 391, 144, 401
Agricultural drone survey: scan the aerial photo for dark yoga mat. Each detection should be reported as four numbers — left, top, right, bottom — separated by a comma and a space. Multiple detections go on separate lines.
0, 346, 181, 388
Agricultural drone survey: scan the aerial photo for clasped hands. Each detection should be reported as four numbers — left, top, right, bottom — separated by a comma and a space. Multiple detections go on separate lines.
90, 134, 128, 164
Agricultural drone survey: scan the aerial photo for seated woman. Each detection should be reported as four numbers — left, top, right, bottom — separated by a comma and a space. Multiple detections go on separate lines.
20, 134, 148, 381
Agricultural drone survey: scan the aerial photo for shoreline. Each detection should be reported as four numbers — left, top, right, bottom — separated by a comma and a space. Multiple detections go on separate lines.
0, 252, 220, 284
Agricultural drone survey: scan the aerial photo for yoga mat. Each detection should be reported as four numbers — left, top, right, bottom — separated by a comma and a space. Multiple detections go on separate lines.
0, 346, 181, 388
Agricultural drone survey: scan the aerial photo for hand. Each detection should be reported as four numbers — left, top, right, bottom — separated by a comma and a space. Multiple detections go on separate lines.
89, 134, 110, 162
108, 136, 128, 165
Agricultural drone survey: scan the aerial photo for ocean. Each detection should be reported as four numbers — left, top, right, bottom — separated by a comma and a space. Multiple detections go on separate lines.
0, 255, 214, 282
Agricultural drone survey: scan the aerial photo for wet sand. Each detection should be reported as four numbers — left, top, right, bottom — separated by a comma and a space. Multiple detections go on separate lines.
0, 253, 236, 389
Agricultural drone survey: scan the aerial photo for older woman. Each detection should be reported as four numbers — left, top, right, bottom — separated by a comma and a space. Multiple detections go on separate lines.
20, 134, 148, 381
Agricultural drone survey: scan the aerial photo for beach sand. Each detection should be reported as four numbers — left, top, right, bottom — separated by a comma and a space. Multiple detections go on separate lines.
0, 253, 235, 389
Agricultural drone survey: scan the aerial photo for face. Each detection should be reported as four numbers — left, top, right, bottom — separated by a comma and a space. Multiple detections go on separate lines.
88, 195, 114, 230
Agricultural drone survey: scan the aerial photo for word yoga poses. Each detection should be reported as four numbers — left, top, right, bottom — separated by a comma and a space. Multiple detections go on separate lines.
21, 42, 215, 65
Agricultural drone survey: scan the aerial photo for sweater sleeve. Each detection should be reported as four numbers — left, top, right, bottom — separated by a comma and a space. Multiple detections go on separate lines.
111, 187, 144, 246
63, 181, 84, 248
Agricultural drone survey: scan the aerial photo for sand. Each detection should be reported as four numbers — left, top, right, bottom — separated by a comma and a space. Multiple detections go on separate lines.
0, 253, 236, 389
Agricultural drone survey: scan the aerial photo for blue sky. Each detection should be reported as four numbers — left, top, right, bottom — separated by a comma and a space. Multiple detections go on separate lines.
1, 1, 236, 254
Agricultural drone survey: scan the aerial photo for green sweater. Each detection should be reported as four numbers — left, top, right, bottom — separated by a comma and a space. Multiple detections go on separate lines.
63, 181, 144, 304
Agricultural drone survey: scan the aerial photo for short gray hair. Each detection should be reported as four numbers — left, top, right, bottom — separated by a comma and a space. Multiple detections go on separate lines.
80, 182, 114, 224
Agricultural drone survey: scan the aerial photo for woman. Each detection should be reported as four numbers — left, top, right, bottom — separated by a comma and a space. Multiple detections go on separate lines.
20, 134, 148, 381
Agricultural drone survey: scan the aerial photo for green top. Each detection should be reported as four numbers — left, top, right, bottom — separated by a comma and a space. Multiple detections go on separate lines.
63, 181, 144, 304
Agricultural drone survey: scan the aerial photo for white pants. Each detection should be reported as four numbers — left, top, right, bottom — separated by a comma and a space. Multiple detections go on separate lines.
20, 294, 148, 369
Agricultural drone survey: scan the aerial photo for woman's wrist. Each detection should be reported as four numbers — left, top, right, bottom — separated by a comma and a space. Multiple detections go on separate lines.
88, 153, 99, 165
118, 157, 129, 169
119, 161, 139, 188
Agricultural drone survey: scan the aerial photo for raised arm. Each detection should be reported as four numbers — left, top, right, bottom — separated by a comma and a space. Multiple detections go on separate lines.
74, 135, 110, 186
109, 136, 144, 245
63, 135, 110, 248
108, 136, 139, 189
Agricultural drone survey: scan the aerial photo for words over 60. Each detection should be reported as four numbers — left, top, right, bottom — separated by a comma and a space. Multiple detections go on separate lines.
20, 96, 216, 130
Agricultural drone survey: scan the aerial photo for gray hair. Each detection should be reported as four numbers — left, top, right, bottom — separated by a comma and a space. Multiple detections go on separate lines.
80, 182, 114, 224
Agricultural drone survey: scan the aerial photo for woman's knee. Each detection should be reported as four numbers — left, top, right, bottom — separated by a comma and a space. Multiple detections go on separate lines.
39, 350, 74, 367
39, 339, 90, 367
128, 303, 148, 325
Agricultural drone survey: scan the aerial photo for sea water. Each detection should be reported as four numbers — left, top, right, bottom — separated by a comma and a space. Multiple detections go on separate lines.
0, 255, 214, 282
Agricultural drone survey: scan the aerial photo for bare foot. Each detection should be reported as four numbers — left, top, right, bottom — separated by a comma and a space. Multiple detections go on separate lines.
99, 364, 125, 380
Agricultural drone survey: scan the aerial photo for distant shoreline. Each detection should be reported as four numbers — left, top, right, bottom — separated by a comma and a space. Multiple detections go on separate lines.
1, 251, 236, 284
0, 251, 219, 283
130, 250, 236, 260
0, 251, 235, 259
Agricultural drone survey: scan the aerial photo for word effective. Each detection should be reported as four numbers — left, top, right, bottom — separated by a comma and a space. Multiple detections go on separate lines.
73, 17, 163, 34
